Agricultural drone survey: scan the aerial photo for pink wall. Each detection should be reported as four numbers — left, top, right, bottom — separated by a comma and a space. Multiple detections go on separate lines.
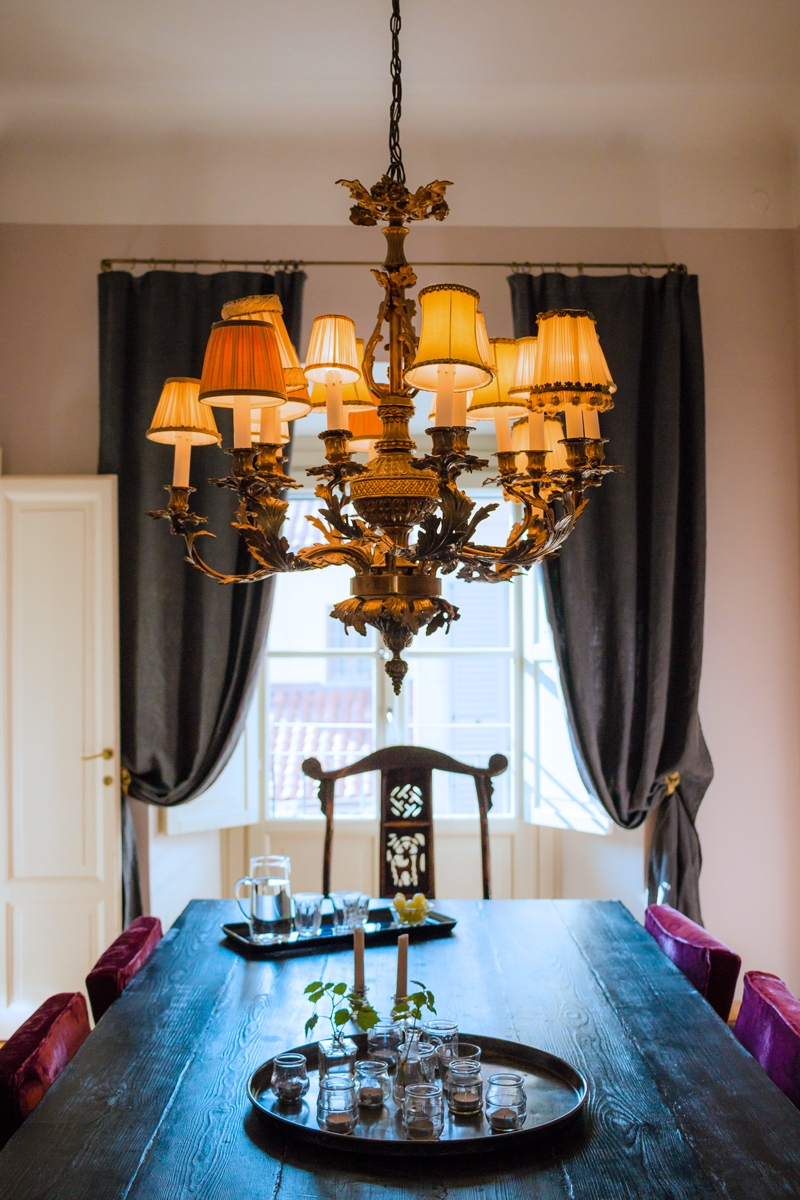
1, 221, 799, 991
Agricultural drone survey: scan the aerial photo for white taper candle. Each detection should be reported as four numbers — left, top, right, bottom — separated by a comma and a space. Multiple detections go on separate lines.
325, 369, 345, 430
434, 364, 456, 427
172, 435, 192, 487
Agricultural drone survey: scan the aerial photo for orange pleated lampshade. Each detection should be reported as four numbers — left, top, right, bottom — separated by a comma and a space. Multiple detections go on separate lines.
348, 407, 383, 451
221, 294, 306, 392
340, 340, 378, 410
508, 336, 537, 398
199, 319, 287, 409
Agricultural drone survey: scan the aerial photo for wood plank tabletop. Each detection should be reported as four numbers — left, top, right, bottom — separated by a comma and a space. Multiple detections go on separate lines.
1, 899, 799, 1199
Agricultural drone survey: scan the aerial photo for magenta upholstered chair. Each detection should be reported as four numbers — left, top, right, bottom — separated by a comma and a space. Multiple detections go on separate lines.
734, 971, 800, 1109
644, 903, 741, 1021
0, 992, 90, 1146
85, 916, 163, 1024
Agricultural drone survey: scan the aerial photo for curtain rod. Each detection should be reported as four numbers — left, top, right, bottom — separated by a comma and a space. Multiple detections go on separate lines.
100, 257, 687, 275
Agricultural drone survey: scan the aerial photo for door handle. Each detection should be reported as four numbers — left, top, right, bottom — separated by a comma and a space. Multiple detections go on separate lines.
82, 748, 114, 761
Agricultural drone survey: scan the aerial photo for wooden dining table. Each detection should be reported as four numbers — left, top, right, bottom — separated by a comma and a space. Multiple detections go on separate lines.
1, 898, 799, 1198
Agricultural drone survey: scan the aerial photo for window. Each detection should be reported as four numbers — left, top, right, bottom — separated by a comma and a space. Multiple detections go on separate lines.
264, 492, 609, 833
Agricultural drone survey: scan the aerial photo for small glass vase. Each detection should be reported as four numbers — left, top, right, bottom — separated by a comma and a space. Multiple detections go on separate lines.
392, 1030, 436, 1103
318, 1035, 357, 1080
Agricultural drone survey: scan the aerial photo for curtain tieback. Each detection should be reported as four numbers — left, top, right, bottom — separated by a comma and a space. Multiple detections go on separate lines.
664, 771, 681, 796
121, 767, 131, 797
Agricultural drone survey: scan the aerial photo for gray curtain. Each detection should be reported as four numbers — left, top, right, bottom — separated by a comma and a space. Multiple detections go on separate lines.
98, 269, 305, 922
509, 271, 712, 922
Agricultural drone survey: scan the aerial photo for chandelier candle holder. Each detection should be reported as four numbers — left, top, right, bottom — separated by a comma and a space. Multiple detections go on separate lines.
146, 0, 621, 693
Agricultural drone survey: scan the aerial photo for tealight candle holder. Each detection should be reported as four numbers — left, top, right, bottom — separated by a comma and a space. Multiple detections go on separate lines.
317, 1076, 359, 1135
367, 1020, 403, 1071
355, 1060, 390, 1108
271, 1052, 309, 1103
402, 1083, 444, 1141
485, 1072, 527, 1132
445, 1058, 483, 1115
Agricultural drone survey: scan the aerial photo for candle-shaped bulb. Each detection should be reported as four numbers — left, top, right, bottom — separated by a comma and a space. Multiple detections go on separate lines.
259, 404, 282, 444
325, 369, 345, 430
453, 389, 469, 427
233, 394, 252, 448
564, 402, 584, 440
528, 411, 545, 451
582, 406, 601, 439
434, 364, 455, 427
494, 414, 512, 453
172, 434, 192, 487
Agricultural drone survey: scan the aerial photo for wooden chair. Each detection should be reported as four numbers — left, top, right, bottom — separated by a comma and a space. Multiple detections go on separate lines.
301, 745, 508, 900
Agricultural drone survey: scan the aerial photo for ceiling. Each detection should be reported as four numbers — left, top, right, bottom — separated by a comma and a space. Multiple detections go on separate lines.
0, 0, 797, 226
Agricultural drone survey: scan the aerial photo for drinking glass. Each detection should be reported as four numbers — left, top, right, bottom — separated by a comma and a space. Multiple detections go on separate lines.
329, 891, 348, 929
355, 1060, 390, 1108
367, 1020, 403, 1071
343, 893, 370, 928
271, 1052, 309, 1103
436, 1040, 481, 1075
293, 892, 323, 937
402, 1083, 444, 1140
423, 1018, 458, 1051
234, 855, 291, 944
445, 1058, 483, 1115
485, 1072, 527, 1132
316, 1076, 358, 1134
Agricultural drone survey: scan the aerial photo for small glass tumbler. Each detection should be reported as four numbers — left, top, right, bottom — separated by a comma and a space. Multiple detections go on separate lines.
293, 892, 323, 937
318, 1036, 358, 1080
423, 1018, 458, 1052
436, 1040, 481, 1076
485, 1072, 527, 1132
317, 1076, 359, 1134
329, 891, 348, 929
339, 891, 366, 930
271, 1052, 309, 1103
355, 1060, 390, 1108
402, 1083, 444, 1141
367, 1020, 403, 1071
445, 1058, 483, 1115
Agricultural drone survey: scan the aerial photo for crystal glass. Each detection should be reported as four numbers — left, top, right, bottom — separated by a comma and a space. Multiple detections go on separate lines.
349, 893, 371, 928
316, 1075, 359, 1134
402, 1083, 444, 1141
436, 1040, 481, 1075
293, 892, 323, 937
338, 890, 366, 930
367, 1020, 403, 1071
393, 1032, 436, 1102
234, 855, 291, 943
445, 1058, 483, 1115
271, 1052, 309, 1103
355, 1060, 390, 1108
329, 891, 348, 929
485, 1072, 527, 1132
318, 1036, 358, 1080
423, 1018, 458, 1051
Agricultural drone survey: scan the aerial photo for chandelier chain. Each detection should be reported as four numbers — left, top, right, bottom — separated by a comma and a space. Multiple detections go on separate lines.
388, 0, 405, 185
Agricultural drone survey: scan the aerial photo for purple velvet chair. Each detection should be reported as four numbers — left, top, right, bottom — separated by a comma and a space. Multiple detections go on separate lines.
85, 916, 163, 1024
734, 971, 800, 1109
0, 992, 90, 1146
644, 903, 741, 1021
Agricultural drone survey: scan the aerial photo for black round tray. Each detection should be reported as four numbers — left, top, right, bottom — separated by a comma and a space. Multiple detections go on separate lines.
248, 1032, 588, 1156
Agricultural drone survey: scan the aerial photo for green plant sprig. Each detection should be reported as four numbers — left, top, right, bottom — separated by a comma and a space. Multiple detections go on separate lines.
391, 979, 436, 1029
303, 981, 380, 1041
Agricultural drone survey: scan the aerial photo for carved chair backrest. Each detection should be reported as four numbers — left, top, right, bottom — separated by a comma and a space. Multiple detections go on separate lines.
301, 745, 508, 901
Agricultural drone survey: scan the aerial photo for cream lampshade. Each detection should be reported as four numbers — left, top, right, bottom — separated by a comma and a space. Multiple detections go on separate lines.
221, 294, 306, 392
475, 310, 493, 375
307, 381, 328, 412
303, 315, 361, 385
508, 336, 537, 399
147, 377, 220, 487
467, 339, 530, 421
403, 285, 492, 392
530, 308, 616, 414
340, 340, 378, 410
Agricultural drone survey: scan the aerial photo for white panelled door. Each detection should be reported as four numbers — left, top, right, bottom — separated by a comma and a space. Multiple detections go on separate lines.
0, 477, 120, 1036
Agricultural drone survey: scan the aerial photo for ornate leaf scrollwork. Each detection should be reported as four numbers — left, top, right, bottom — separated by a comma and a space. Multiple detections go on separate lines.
414, 483, 498, 564
337, 175, 453, 226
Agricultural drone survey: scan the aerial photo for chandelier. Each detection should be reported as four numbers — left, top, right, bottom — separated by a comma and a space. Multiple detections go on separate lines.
146, 0, 619, 694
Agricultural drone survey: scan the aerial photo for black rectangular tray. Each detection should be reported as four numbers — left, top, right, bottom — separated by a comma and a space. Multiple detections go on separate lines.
222, 905, 456, 960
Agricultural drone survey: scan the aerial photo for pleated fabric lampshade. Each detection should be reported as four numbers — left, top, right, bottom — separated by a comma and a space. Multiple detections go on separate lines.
199, 320, 287, 409
508, 336, 537, 399
307, 381, 328, 412
467, 339, 530, 421
404, 285, 492, 391
340, 340, 378, 410
530, 308, 616, 413
221, 294, 307, 393
475, 311, 493, 375
146, 378, 220, 445
304, 315, 361, 384
348, 407, 383, 453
